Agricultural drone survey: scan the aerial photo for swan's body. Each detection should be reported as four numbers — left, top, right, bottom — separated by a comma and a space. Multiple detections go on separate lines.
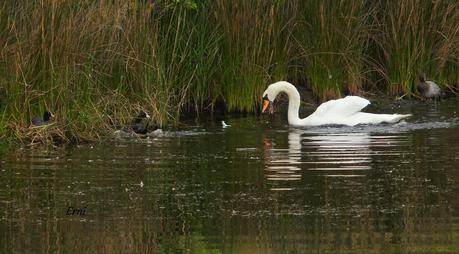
262, 81, 411, 127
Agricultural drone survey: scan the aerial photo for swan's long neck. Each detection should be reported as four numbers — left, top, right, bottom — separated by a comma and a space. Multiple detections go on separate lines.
272, 82, 305, 125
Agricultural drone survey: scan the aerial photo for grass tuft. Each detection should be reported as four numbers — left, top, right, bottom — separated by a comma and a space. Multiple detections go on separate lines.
0, 0, 458, 142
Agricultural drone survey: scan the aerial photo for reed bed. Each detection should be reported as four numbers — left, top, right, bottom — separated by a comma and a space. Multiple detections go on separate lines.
292, 0, 373, 100
373, 0, 459, 95
0, 0, 458, 142
210, 0, 293, 111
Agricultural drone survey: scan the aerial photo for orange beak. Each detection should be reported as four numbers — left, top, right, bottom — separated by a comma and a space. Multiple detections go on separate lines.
262, 99, 270, 114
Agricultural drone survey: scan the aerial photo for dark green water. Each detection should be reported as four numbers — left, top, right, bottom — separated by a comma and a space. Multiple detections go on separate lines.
1, 99, 459, 254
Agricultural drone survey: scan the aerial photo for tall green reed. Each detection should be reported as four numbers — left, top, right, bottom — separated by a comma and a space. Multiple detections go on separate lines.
210, 1, 292, 111
292, 0, 373, 101
0, 0, 458, 142
373, 0, 459, 95
0, 1, 221, 141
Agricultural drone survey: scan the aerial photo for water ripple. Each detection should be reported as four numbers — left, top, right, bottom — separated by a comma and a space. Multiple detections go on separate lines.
265, 129, 413, 189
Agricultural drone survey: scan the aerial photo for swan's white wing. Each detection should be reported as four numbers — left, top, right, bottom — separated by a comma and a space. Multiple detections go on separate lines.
310, 96, 370, 118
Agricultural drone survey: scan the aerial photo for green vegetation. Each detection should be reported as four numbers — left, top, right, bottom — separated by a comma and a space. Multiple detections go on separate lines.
293, 0, 373, 100
373, 0, 459, 95
0, 0, 458, 142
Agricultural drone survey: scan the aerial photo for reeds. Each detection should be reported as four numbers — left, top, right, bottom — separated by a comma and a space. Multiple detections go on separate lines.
0, 0, 458, 142
0, 1, 210, 142
292, 0, 373, 100
373, 0, 459, 95
211, 1, 292, 111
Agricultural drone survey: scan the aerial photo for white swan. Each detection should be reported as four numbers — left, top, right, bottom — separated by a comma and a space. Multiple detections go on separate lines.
261, 81, 412, 126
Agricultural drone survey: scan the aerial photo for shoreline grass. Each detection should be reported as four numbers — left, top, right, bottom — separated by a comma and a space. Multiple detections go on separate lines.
292, 0, 374, 100
0, 0, 458, 143
372, 0, 459, 95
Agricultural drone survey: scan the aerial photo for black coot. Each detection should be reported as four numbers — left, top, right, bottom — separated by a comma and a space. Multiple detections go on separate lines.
31, 111, 54, 126
130, 111, 151, 134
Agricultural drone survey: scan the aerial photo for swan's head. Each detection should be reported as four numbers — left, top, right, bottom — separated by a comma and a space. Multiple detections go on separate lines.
262, 81, 292, 114
261, 91, 275, 114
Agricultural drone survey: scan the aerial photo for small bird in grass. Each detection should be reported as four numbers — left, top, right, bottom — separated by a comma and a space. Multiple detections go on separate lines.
31, 110, 54, 126
221, 121, 231, 128
418, 73, 441, 99
130, 111, 151, 134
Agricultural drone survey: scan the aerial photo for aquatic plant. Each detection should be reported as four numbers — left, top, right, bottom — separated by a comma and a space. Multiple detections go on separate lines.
372, 0, 459, 95
292, 0, 373, 100
0, 0, 457, 142
0, 1, 218, 142
209, 1, 293, 112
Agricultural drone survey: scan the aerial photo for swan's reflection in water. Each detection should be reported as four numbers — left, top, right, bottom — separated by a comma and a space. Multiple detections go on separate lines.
265, 131, 302, 184
265, 129, 409, 190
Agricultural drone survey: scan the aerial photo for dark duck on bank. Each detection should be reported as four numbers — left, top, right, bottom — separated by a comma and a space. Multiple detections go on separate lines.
130, 111, 151, 134
31, 111, 54, 126
417, 73, 441, 99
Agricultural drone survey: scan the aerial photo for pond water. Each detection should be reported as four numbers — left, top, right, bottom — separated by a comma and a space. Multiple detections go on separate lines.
1, 98, 459, 253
